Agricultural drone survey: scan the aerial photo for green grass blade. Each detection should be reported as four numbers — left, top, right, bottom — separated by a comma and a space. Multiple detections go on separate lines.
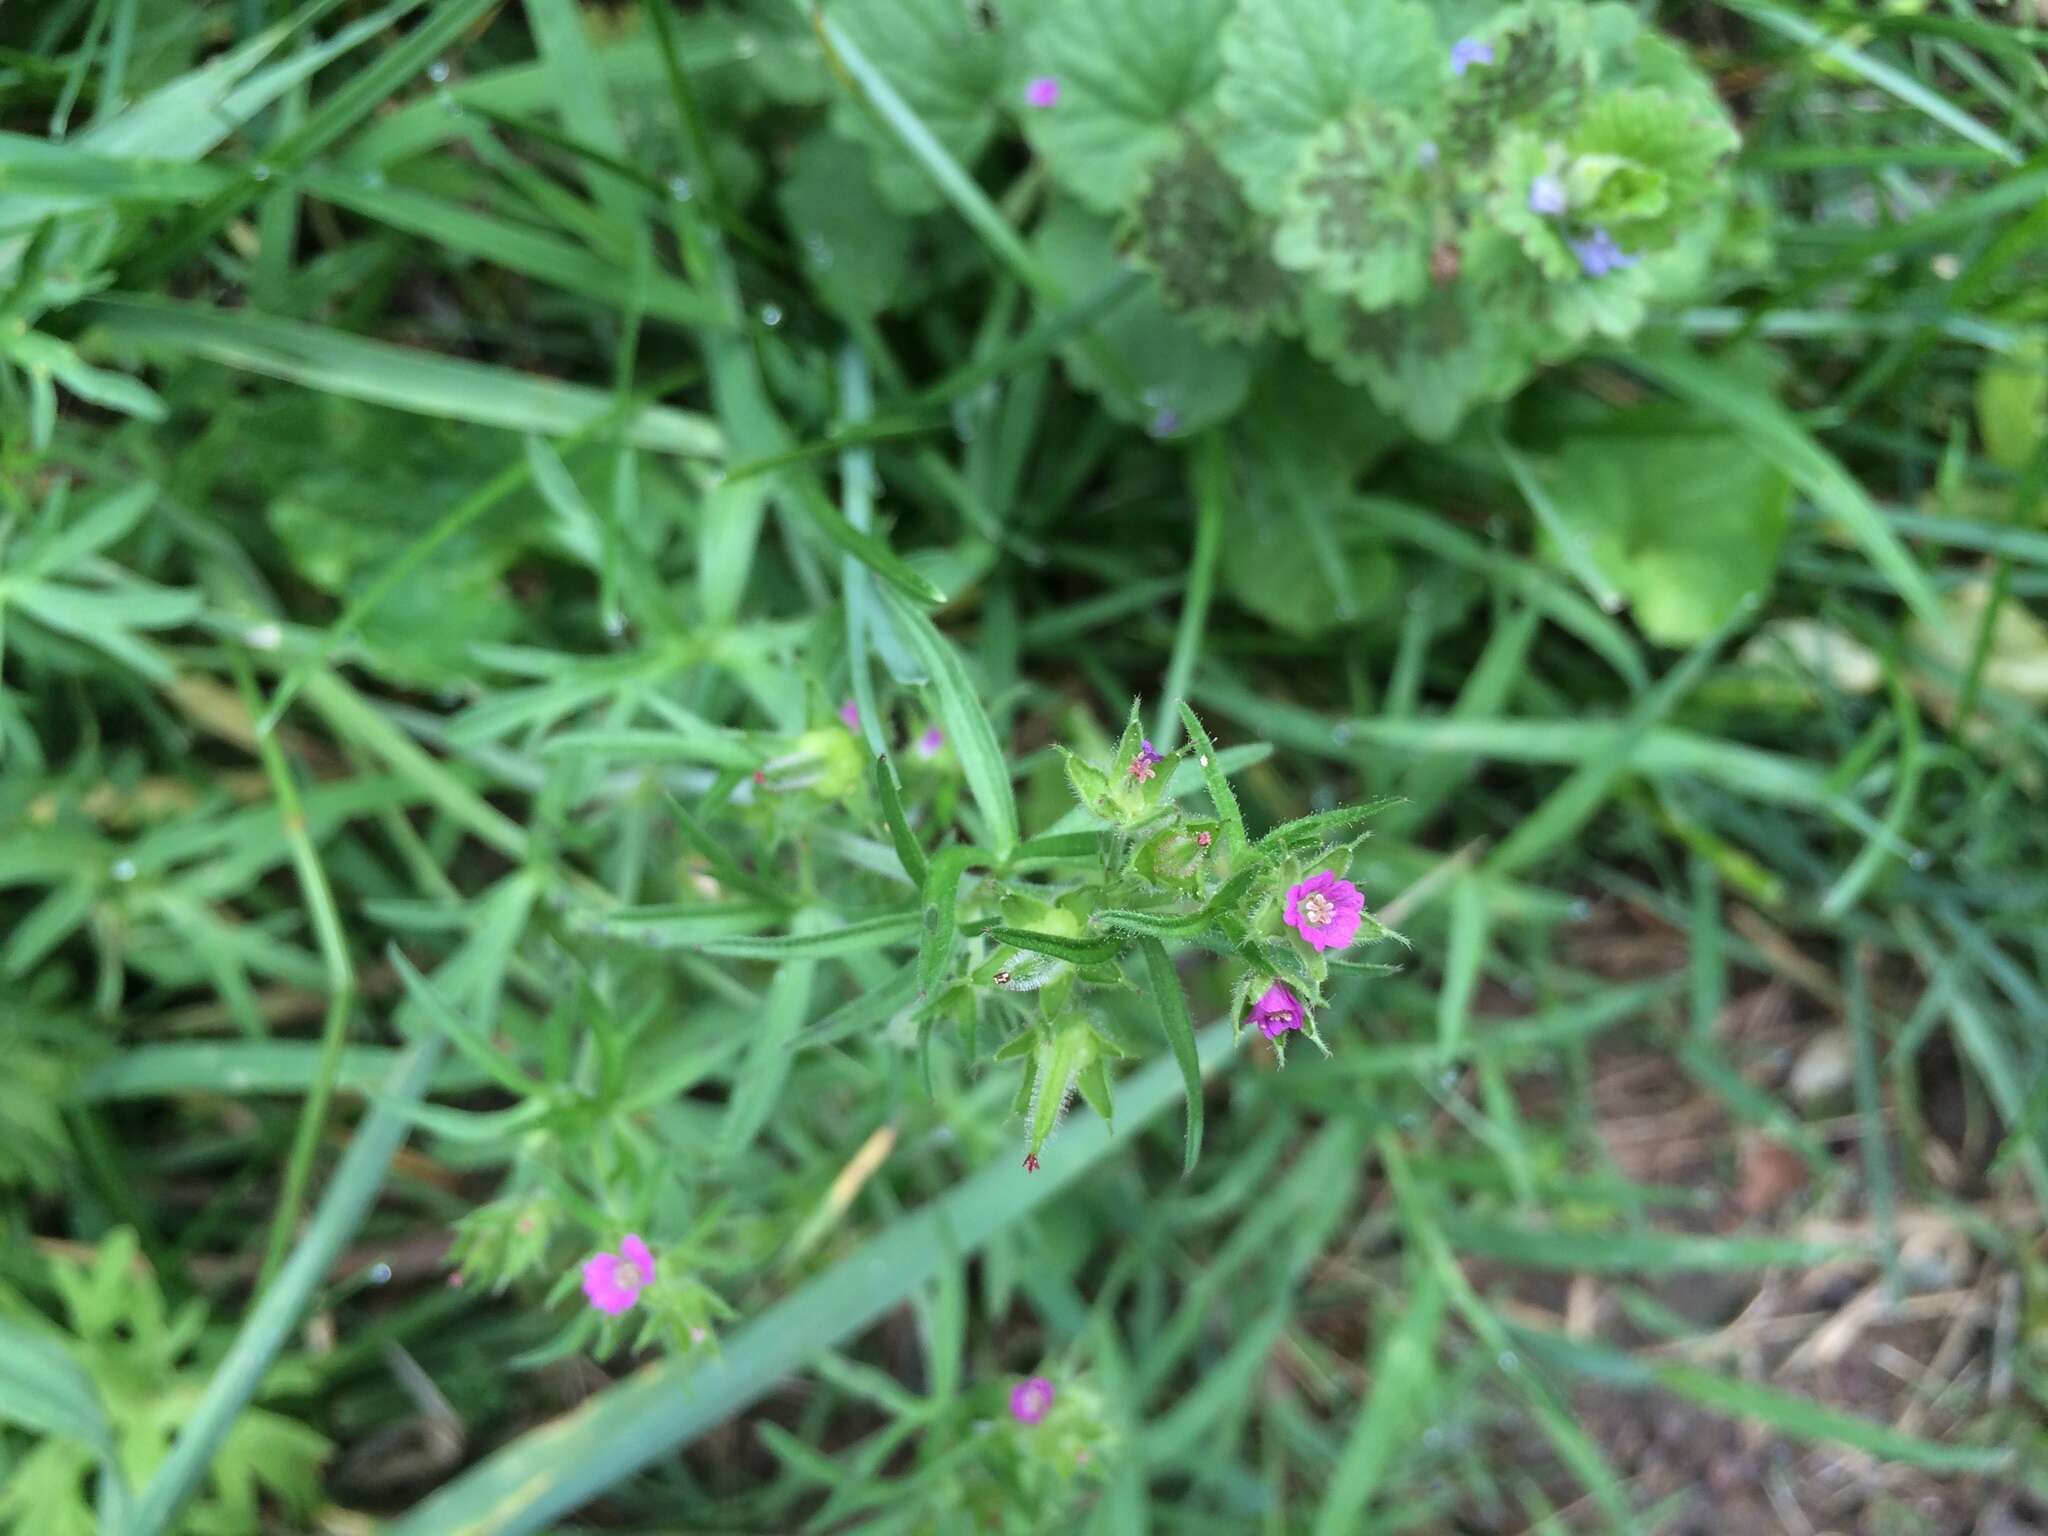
1312, 1269, 1445, 1536
876, 586, 1019, 859
78, 296, 721, 456
1137, 936, 1205, 1175
123, 1037, 445, 1536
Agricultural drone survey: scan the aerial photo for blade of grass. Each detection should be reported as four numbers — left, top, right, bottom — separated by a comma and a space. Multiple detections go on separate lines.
1153, 434, 1225, 753
123, 1037, 445, 1536
1137, 935, 1204, 1174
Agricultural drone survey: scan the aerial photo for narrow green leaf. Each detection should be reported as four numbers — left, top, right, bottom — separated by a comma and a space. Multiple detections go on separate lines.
876, 755, 929, 887
0, 1319, 115, 1460
1137, 935, 1204, 1174
876, 586, 1018, 858
698, 910, 920, 960
80, 296, 721, 457
919, 845, 977, 997
1177, 701, 1248, 853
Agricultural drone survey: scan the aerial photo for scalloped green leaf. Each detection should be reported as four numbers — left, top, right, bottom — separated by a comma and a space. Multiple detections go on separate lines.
776, 132, 913, 318
1019, 0, 1234, 214
1538, 428, 1791, 644
1215, 0, 1444, 211
1274, 110, 1436, 310
1124, 137, 1294, 341
826, 0, 1009, 213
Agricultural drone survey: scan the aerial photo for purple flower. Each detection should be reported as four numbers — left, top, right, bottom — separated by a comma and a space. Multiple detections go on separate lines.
1570, 227, 1639, 278
1130, 739, 1164, 783
1024, 75, 1061, 109
1010, 1376, 1056, 1424
1148, 405, 1180, 438
915, 725, 945, 759
1284, 870, 1366, 952
1528, 174, 1567, 216
581, 1234, 655, 1316
1250, 980, 1303, 1039
1450, 37, 1494, 75
838, 699, 861, 730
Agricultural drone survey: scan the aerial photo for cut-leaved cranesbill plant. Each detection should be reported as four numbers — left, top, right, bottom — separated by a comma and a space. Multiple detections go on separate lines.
980, 701, 1406, 1172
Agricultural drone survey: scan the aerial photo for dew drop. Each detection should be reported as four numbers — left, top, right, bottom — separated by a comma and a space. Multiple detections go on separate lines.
1497, 1350, 1520, 1373
1331, 723, 1355, 745
427, 60, 450, 84
734, 32, 759, 57
362, 169, 386, 190
244, 621, 283, 651
603, 611, 628, 638
369, 1262, 393, 1285
1909, 849, 1932, 871
111, 859, 137, 882
667, 174, 694, 202
1198, 754, 1209, 767
251, 163, 271, 182
759, 302, 783, 327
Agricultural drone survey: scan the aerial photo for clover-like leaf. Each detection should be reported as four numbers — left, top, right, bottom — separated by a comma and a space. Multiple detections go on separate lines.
826, 0, 1009, 213
1018, 0, 1234, 214
1124, 137, 1294, 341
1215, 0, 1444, 211
1274, 110, 1437, 311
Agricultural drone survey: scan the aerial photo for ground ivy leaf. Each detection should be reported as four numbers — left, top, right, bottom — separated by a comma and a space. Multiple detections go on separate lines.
1274, 110, 1435, 311
1216, 0, 1443, 212
1299, 262, 1518, 442
1020, 0, 1234, 215
776, 133, 913, 319
1538, 428, 1791, 644
1124, 137, 1294, 341
1034, 198, 1251, 435
826, 0, 1008, 213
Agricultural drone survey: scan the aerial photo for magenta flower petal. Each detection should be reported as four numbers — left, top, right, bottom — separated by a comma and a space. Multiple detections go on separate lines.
916, 726, 945, 759
1024, 75, 1061, 109
1285, 872, 1366, 952
620, 1233, 655, 1283
582, 1236, 655, 1315
1010, 1375, 1056, 1424
1250, 980, 1302, 1039
1130, 739, 1165, 783
838, 699, 861, 730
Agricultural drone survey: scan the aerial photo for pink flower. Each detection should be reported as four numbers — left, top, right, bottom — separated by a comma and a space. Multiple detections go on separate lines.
1024, 75, 1061, 109
582, 1234, 655, 1315
916, 726, 945, 759
1010, 1375, 1055, 1424
1196, 830, 1212, 848
1250, 980, 1302, 1039
1130, 740, 1163, 783
838, 699, 861, 730
1284, 870, 1365, 952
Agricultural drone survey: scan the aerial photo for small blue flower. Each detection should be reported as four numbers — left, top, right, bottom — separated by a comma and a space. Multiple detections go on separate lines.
1528, 175, 1568, 217
1570, 227, 1638, 278
1417, 140, 1440, 168
1450, 37, 1494, 75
